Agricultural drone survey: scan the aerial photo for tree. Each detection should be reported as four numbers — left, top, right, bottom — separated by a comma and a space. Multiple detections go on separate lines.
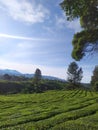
60, 0, 98, 60
91, 66, 98, 86
34, 68, 42, 83
67, 62, 83, 88
33, 68, 42, 92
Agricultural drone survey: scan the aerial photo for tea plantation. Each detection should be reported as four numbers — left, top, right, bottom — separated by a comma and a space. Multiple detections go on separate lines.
0, 90, 98, 130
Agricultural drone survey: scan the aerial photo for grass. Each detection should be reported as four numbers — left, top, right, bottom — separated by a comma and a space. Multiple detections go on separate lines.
0, 90, 98, 130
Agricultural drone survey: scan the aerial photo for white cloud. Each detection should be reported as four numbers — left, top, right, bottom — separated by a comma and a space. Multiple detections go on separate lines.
55, 14, 81, 32
67, 19, 82, 33
0, 0, 49, 24
55, 15, 66, 28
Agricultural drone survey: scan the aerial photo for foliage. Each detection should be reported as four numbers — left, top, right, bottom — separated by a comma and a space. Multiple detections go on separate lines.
67, 62, 83, 88
72, 29, 98, 60
91, 66, 98, 88
0, 90, 98, 130
34, 68, 42, 84
91, 66, 98, 91
33, 68, 42, 92
1, 74, 29, 81
92, 81, 98, 92
60, 0, 98, 60
94, 81, 98, 91
41, 79, 65, 90
91, 66, 98, 85
0, 79, 66, 94
21, 83, 34, 94
3, 74, 12, 80
0, 80, 24, 94
60, 0, 98, 29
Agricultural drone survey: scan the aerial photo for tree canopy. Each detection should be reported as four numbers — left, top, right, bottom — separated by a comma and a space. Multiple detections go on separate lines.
60, 0, 98, 60
67, 62, 83, 86
91, 66, 98, 85
91, 66, 98, 91
34, 68, 42, 84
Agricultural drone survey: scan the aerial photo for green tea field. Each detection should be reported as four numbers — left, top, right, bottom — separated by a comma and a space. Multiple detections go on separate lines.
0, 90, 98, 130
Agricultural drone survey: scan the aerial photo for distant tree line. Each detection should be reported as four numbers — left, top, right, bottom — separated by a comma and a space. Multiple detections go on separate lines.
23, 68, 65, 93
0, 79, 66, 94
0, 63, 98, 94
0, 74, 29, 81
0, 68, 66, 94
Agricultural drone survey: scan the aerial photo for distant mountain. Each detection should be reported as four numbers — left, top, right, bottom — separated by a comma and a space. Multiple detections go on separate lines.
43, 75, 65, 81
0, 69, 65, 81
24, 74, 65, 81
0, 69, 22, 76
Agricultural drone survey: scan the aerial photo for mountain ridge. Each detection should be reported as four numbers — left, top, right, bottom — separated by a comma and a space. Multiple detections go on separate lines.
0, 69, 65, 81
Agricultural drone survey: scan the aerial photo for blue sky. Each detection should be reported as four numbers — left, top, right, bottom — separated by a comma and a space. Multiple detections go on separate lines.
0, 0, 97, 83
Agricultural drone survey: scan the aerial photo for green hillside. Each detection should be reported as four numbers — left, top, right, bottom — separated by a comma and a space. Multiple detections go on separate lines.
0, 90, 98, 130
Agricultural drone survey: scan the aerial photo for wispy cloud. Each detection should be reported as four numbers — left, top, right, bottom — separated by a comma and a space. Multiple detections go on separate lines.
43, 26, 55, 35
55, 14, 66, 29
0, 33, 51, 41
0, 0, 49, 24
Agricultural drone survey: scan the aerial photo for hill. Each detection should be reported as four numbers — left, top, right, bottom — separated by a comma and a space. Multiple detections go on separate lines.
0, 69, 65, 81
0, 90, 98, 130
0, 69, 21, 76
